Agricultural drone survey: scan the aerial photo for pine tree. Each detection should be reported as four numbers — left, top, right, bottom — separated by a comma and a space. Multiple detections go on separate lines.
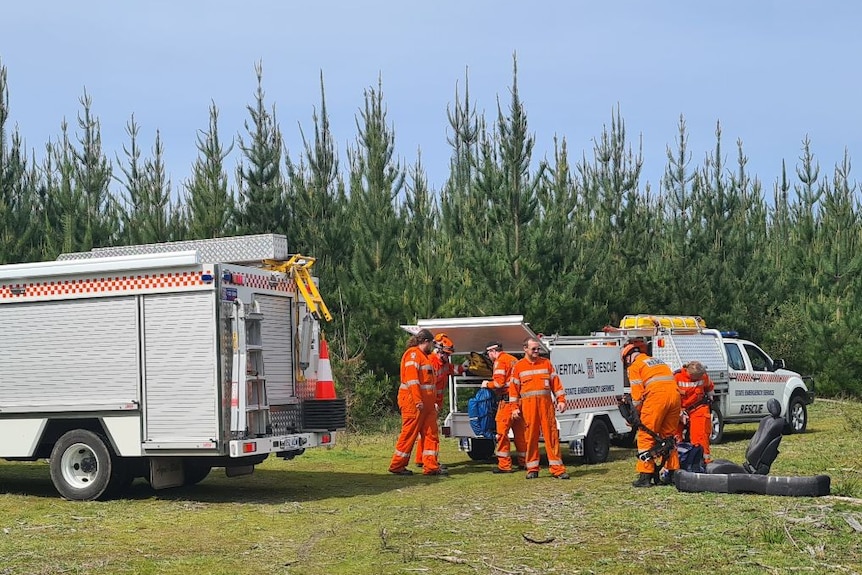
184, 102, 235, 239
116, 119, 173, 244
0, 62, 37, 263
285, 73, 348, 286
235, 62, 285, 235
343, 77, 405, 375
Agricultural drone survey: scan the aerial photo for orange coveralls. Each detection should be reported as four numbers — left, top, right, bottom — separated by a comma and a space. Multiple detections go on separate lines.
628, 354, 681, 474
389, 345, 441, 474
508, 356, 567, 478
487, 352, 526, 472
414, 353, 462, 466
675, 369, 715, 460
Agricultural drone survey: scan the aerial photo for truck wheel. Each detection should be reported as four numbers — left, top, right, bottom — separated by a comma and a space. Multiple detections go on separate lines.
183, 460, 212, 486
583, 419, 610, 464
709, 407, 725, 445
784, 396, 808, 435
467, 438, 495, 461
49, 430, 120, 501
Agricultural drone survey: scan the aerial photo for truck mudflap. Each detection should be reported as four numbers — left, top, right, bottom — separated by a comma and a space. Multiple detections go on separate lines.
228, 431, 334, 457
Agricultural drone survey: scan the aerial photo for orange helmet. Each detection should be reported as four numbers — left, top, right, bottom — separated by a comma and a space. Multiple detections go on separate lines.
434, 333, 455, 354
622, 339, 647, 361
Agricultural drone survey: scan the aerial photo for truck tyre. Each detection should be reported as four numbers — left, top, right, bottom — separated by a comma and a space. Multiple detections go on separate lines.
710, 406, 725, 445
49, 430, 120, 501
784, 396, 808, 435
583, 419, 610, 464
183, 460, 212, 486
467, 438, 495, 461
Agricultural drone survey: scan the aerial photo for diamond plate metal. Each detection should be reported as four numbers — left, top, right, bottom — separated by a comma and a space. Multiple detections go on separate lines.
58, 234, 289, 264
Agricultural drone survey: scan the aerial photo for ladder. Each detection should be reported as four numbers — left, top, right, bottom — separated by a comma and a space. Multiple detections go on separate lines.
262, 255, 332, 322
230, 298, 270, 437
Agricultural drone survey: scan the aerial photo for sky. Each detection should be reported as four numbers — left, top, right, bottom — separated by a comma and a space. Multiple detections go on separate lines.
3, 1, 861, 198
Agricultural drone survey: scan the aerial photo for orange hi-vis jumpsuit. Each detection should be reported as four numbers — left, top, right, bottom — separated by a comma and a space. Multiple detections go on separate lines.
508, 356, 567, 478
487, 352, 526, 471
675, 369, 715, 460
414, 353, 464, 466
389, 345, 441, 474
628, 354, 681, 474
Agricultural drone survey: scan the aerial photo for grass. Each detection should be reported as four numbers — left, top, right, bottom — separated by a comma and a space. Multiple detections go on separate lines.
1, 400, 861, 574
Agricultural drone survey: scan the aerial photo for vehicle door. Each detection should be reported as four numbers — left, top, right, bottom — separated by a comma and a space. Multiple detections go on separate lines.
726, 341, 781, 418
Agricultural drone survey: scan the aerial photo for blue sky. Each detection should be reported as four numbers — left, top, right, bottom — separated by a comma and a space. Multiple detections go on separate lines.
3, 1, 861, 197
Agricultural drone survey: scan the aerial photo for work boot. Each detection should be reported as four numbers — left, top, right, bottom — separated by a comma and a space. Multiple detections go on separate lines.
632, 472, 653, 488
492, 468, 514, 474
424, 467, 448, 476
525, 471, 539, 479
553, 473, 570, 480
390, 468, 414, 476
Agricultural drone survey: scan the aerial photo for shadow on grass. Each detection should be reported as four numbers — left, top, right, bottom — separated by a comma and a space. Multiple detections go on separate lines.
0, 461, 515, 503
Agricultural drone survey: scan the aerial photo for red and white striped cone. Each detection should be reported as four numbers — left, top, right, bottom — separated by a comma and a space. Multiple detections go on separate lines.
315, 339, 337, 399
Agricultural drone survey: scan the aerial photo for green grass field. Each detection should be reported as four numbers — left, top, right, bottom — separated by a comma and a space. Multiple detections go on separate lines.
1, 401, 860, 575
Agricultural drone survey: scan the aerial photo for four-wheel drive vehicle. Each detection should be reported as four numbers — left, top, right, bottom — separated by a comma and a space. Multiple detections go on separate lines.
616, 315, 814, 444
402, 316, 632, 465
0, 234, 346, 500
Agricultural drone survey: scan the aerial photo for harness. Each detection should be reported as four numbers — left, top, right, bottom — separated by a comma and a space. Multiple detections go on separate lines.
617, 394, 676, 484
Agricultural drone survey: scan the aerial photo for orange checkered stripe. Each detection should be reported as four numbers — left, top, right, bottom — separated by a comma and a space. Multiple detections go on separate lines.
565, 395, 619, 410
1, 270, 210, 301
731, 373, 789, 383
225, 272, 296, 293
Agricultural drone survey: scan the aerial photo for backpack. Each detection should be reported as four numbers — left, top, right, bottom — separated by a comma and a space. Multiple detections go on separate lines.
467, 387, 498, 439
464, 352, 493, 378
678, 441, 706, 473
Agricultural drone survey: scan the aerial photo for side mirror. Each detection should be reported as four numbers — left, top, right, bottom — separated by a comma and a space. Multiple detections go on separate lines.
772, 358, 786, 371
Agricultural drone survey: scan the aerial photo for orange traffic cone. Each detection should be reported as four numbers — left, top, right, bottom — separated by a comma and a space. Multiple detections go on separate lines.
315, 339, 337, 399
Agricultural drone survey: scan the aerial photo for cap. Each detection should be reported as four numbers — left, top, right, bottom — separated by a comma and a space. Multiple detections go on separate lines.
485, 341, 503, 353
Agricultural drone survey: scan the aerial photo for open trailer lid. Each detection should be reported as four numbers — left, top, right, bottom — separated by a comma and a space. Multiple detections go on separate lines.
400, 315, 545, 354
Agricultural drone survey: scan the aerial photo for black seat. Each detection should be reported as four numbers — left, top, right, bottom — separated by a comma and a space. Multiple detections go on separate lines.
707, 398, 783, 475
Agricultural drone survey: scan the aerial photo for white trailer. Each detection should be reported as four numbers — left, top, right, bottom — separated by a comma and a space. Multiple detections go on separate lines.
402, 316, 631, 464
0, 234, 345, 500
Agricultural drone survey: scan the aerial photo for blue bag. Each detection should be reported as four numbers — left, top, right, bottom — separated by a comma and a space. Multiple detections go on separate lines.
467, 387, 498, 439
678, 441, 706, 473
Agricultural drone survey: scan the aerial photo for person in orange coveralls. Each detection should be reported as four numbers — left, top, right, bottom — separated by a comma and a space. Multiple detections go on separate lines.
623, 339, 681, 487
675, 360, 715, 463
508, 337, 570, 480
389, 328, 446, 476
481, 341, 526, 474
414, 333, 467, 469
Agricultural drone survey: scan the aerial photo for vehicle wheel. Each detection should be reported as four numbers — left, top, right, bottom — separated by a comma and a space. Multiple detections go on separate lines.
467, 438, 495, 461
784, 396, 808, 435
583, 419, 610, 464
49, 430, 120, 501
183, 460, 212, 486
709, 406, 724, 445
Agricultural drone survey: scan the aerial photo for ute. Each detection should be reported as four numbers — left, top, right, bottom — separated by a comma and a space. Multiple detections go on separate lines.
0, 234, 346, 500
402, 316, 632, 465
615, 315, 814, 443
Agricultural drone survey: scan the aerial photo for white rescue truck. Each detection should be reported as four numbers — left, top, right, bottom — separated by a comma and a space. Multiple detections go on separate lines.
0, 234, 345, 500
615, 315, 815, 443
402, 316, 632, 464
